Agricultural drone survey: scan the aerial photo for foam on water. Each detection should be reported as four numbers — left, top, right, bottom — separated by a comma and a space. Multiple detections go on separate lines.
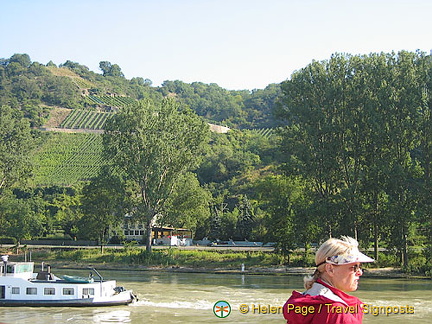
91, 310, 131, 323
131, 299, 214, 310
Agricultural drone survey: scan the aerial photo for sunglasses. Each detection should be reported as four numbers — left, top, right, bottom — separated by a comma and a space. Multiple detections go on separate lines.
348, 264, 363, 273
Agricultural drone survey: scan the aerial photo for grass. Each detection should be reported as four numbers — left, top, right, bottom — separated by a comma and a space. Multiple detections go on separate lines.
7, 247, 290, 270
3, 246, 429, 276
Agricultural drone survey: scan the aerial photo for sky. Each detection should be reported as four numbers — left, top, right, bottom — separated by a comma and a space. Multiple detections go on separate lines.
1, 0, 431, 90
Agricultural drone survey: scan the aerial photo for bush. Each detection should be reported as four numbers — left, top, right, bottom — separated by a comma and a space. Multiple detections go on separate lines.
108, 235, 123, 244
371, 251, 399, 268
0, 236, 17, 244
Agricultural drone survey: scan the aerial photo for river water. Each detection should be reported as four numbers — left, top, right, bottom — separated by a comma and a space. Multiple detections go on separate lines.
0, 269, 430, 323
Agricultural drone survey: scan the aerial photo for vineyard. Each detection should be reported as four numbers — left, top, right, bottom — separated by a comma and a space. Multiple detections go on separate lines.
72, 78, 94, 89
86, 95, 136, 107
59, 109, 113, 130
250, 128, 276, 138
32, 133, 106, 186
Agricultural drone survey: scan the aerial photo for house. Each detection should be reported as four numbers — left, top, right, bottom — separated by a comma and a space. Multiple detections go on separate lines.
122, 221, 192, 246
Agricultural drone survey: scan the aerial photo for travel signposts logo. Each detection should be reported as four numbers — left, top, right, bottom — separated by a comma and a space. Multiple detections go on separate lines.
213, 301, 231, 318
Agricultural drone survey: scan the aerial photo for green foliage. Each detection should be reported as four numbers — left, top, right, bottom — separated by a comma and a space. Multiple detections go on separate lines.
2, 51, 432, 274
159, 80, 281, 128
31, 133, 106, 185
0, 104, 34, 193
28, 248, 288, 268
163, 172, 212, 232
277, 51, 432, 269
103, 98, 211, 251
1, 53, 281, 130
78, 171, 127, 242
236, 195, 255, 240
99, 61, 124, 78
197, 130, 261, 185
0, 236, 17, 244
0, 191, 46, 241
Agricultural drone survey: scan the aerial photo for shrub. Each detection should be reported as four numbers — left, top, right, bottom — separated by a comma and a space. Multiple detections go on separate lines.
0, 237, 17, 244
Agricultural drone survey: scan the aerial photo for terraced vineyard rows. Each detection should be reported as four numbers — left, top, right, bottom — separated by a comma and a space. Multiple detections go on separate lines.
60, 109, 113, 129
72, 78, 95, 89
32, 133, 106, 185
250, 128, 276, 138
86, 95, 136, 107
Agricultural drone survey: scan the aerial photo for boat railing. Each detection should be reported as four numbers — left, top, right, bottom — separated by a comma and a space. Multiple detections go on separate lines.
88, 267, 103, 282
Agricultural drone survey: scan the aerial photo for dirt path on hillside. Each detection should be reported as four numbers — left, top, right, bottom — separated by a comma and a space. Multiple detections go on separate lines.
42, 107, 71, 127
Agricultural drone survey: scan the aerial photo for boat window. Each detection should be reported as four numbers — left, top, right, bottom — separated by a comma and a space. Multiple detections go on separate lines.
11, 287, 20, 294
63, 288, 74, 295
82, 288, 95, 295
44, 288, 55, 295
14, 263, 34, 273
26, 287, 37, 295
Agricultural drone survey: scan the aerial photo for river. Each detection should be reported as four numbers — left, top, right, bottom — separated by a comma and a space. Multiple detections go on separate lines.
0, 269, 430, 323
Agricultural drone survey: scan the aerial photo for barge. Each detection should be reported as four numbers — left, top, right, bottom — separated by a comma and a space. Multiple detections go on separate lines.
0, 255, 136, 307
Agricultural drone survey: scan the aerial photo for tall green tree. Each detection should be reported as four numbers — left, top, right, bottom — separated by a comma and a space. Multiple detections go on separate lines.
0, 191, 46, 242
416, 53, 432, 266
277, 54, 355, 238
236, 195, 255, 240
255, 175, 308, 261
0, 105, 33, 195
99, 61, 124, 78
161, 171, 212, 234
79, 170, 128, 247
277, 51, 428, 263
102, 98, 210, 252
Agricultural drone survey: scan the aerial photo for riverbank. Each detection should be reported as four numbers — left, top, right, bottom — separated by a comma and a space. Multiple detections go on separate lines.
5, 246, 430, 279
40, 260, 421, 279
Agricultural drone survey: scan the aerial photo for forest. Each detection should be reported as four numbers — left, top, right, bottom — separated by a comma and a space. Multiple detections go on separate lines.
0, 51, 431, 274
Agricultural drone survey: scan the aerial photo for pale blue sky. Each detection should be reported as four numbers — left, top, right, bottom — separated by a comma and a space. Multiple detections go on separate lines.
1, 0, 431, 90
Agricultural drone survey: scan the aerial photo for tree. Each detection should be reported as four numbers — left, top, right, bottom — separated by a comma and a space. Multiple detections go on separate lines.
162, 172, 212, 233
103, 98, 210, 252
416, 53, 432, 267
9, 53, 31, 68
255, 175, 308, 262
49, 186, 83, 239
277, 51, 427, 263
0, 105, 33, 195
99, 61, 124, 77
79, 170, 128, 249
236, 195, 255, 240
0, 191, 45, 242
277, 54, 355, 238
209, 204, 224, 240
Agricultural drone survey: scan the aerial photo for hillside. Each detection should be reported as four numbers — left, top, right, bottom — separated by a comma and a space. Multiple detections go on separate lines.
0, 53, 281, 186
0, 54, 281, 130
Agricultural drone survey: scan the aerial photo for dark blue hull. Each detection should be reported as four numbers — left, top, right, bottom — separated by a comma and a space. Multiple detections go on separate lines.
0, 297, 134, 307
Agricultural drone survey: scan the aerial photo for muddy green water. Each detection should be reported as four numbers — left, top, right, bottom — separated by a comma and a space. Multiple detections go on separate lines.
0, 270, 430, 323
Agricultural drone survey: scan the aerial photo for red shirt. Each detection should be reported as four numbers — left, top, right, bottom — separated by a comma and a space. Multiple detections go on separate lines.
283, 279, 364, 323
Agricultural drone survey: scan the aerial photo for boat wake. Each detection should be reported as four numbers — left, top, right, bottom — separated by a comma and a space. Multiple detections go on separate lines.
92, 310, 131, 323
130, 299, 213, 310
